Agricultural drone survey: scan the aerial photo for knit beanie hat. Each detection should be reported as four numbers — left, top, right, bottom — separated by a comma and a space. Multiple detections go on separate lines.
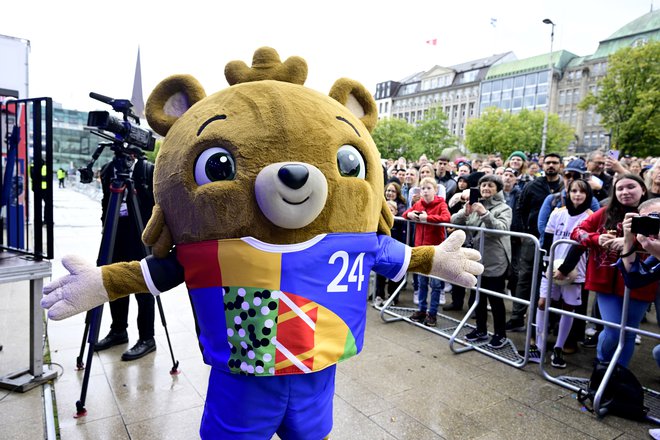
478, 174, 503, 193
507, 151, 528, 162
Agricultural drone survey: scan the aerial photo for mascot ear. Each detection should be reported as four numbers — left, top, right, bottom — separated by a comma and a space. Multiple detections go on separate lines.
145, 74, 206, 137
377, 199, 394, 236
329, 78, 378, 133
142, 204, 174, 258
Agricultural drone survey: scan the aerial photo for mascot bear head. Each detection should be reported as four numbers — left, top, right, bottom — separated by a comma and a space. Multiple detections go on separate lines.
142, 47, 392, 257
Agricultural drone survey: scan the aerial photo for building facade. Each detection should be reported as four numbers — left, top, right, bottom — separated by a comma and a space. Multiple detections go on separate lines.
374, 9, 660, 154
375, 53, 515, 145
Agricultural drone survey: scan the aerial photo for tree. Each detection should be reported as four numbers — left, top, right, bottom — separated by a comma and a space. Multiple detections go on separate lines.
579, 40, 659, 156
465, 107, 573, 157
372, 108, 457, 161
410, 108, 457, 160
371, 117, 414, 160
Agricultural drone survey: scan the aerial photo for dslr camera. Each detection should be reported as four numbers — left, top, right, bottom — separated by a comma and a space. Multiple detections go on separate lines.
631, 214, 660, 237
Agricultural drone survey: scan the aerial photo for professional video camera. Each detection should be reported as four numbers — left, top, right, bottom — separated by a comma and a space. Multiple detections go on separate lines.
79, 92, 156, 184
86, 92, 155, 151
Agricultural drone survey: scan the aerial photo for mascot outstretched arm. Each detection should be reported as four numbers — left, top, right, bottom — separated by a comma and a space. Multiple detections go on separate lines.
42, 47, 483, 439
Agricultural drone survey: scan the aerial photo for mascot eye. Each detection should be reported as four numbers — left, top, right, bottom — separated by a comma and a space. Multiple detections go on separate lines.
336, 145, 366, 179
194, 147, 236, 185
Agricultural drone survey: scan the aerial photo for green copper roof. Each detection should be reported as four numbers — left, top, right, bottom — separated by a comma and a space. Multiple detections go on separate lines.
588, 10, 660, 60
605, 10, 660, 41
485, 50, 578, 79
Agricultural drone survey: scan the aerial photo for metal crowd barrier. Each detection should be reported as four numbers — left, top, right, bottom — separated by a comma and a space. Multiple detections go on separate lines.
538, 238, 660, 423
375, 216, 543, 368
374, 217, 660, 422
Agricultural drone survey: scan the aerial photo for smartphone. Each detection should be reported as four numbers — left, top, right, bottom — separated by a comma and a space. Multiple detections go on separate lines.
607, 149, 620, 161
631, 216, 660, 236
469, 187, 480, 204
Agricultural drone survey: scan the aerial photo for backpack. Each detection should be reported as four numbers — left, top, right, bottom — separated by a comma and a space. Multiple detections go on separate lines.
578, 361, 648, 421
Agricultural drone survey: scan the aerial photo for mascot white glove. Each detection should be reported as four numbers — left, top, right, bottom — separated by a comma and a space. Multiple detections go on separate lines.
41, 255, 109, 320
430, 230, 484, 287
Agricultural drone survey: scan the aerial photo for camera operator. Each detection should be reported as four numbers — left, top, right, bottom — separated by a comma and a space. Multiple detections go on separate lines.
95, 147, 157, 361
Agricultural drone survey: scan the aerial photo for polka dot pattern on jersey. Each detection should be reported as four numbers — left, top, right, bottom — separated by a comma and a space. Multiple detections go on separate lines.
223, 286, 279, 375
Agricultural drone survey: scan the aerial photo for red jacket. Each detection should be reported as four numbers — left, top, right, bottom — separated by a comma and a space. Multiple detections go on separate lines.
402, 196, 450, 247
571, 207, 658, 302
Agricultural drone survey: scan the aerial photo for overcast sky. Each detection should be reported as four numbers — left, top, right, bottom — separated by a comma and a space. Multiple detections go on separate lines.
2, 0, 657, 113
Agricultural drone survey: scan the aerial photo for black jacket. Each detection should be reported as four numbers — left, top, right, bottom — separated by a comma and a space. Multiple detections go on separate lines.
516, 177, 562, 238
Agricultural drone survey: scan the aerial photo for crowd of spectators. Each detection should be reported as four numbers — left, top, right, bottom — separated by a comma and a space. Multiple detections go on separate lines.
379, 150, 660, 370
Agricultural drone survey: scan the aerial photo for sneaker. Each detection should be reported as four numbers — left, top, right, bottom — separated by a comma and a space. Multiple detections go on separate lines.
413, 291, 419, 305
439, 293, 446, 305
581, 333, 598, 348
585, 327, 597, 337
444, 283, 453, 293
488, 334, 508, 349
635, 334, 642, 345
410, 311, 427, 323
121, 338, 156, 361
374, 297, 384, 307
94, 331, 128, 351
424, 315, 437, 327
527, 345, 542, 363
505, 318, 525, 332
551, 347, 567, 369
464, 329, 489, 342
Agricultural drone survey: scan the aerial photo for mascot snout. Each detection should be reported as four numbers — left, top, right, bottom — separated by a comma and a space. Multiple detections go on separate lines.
255, 162, 328, 229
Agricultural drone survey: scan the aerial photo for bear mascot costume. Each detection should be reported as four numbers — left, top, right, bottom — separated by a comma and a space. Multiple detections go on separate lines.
42, 47, 483, 439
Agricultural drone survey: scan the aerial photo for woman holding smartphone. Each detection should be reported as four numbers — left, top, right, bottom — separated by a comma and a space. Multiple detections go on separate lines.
571, 173, 656, 367
451, 174, 512, 348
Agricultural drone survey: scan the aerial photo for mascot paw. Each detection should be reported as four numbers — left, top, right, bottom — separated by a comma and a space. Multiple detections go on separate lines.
41, 255, 109, 320
430, 230, 484, 287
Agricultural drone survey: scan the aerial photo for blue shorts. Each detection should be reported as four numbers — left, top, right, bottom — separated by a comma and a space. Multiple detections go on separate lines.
200, 365, 336, 439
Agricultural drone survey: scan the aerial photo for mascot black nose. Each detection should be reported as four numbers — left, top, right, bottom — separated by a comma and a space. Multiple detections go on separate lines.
278, 164, 309, 190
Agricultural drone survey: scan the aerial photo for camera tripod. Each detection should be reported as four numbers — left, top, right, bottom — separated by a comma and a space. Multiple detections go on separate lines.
74, 144, 179, 417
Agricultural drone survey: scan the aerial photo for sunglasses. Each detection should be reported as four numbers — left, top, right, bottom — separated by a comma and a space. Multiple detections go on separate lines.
564, 172, 581, 179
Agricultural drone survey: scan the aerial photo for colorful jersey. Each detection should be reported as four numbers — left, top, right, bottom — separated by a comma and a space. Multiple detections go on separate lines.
141, 232, 410, 376
545, 206, 591, 282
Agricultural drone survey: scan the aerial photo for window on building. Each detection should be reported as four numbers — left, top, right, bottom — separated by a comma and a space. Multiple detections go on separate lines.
512, 97, 522, 110
525, 73, 537, 86
538, 70, 549, 84
536, 94, 547, 107
514, 76, 525, 89
491, 80, 502, 92
566, 90, 573, 105
384, 102, 388, 113
482, 82, 492, 93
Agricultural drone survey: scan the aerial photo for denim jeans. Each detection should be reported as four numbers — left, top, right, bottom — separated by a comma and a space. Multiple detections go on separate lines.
418, 275, 444, 315
596, 292, 649, 368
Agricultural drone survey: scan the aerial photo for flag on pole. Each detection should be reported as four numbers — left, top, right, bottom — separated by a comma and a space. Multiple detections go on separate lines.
425, 38, 438, 46
490, 18, 497, 28
131, 46, 145, 120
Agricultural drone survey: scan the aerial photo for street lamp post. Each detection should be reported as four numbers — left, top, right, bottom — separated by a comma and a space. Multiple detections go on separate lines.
540, 18, 555, 157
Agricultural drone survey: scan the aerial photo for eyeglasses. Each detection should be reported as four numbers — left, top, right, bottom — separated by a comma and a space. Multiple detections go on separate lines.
592, 161, 605, 166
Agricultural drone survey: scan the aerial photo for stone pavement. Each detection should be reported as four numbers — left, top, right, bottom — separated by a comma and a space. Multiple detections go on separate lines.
1, 183, 659, 439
